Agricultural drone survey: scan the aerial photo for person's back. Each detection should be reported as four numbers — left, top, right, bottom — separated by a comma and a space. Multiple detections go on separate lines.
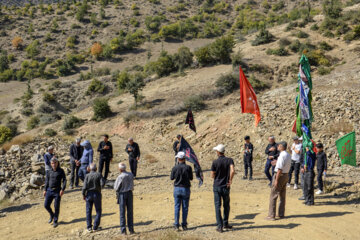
171, 162, 193, 188
115, 171, 134, 193
212, 155, 234, 187
83, 171, 102, 194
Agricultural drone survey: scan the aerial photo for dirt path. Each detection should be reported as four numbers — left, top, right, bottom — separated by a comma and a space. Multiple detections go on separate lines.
1, 162, 359, 240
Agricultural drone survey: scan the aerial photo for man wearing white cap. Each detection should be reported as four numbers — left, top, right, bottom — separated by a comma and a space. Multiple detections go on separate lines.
211, 144, 235, 233
171, 151, 193, 231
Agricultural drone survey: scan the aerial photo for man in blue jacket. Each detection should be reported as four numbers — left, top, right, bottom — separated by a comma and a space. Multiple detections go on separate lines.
44, 146, 55, 174
79, 140, 93, 182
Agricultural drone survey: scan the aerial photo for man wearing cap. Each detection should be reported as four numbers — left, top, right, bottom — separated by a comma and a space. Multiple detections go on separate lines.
97, 134, 113, 186
264, 136, 279, 186
171, 152, 193, 231
211, 144, 235, 233
44, 158, 66, 228
44, 146, 55, 174
114, 163, 135, 235
287, 136, 302, 190
267, 141, 291, 220
125, 138, 140, 178
173, 134, 182, 165
82, 163, 102, 233
79, 140, 94, 182
69, 138, 84, 189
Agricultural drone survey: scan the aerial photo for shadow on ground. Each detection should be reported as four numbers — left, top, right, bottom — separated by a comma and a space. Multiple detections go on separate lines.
0, 203, 39, 214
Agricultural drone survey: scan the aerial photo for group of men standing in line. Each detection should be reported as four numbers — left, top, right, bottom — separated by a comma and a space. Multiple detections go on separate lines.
42, 135, 139, 234
42, 133, 327, 234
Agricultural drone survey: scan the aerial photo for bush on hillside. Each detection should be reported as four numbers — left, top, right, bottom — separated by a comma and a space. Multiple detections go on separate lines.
125, 73, 146, 105
43, 92, 55, 103
63, 115, 84, 130
0, 125, 12, 144
322, 0, 342, 19
248, 75, 269, 91
26, 40, 40, 59
0, 51, 9, 73
231, 50, 244, 69
86, 78, 106, 95
91, 43, 103, 59
184, 95, 206, 111
173, 46, 193, 72
92, 98, 112, 121
266, 47, 289, 56
251, 28, 275, 46
12, 37, 23, 50
117, 71, 131, 90
27, 115, 40, 130
44, 128, 57, 137
216, 73, 239, 93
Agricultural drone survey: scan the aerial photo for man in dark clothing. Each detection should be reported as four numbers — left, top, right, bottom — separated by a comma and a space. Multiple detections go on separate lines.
211, 144, 235, 233
43, 158, 66, 228
316, 143, 327, 195
243, 136, 253, 180
97, 134, 113, 185
173, 134, 182, 165
125, 138, 140, 178
264, 136, 279, 186
69, 138, 84, 189
170, 152, 193, 231
44, 146, 55, 174
82, 163, 102, 233
298, 137, 306, 200
304, 147, 316, 206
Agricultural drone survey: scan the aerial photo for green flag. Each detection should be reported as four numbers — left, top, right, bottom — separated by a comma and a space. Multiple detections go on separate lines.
336, 132, 356, 166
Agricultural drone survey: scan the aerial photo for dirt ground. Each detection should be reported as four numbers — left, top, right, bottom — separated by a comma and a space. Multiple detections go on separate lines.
1, 156, 360, 240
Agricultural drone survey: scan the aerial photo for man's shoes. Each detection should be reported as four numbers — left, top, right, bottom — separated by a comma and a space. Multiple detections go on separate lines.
316, 190, 323, 195
86, 227, 93, 233
216, 227, 223, 233
69, 185, 73, 190
249, 176, 253, 181
53, 222, 58, 228
294, 184, 298, 190
129, 231, 135, 235
242, 176, 247, 180
265, 216, 275, 221
48, 217, 53, 224
286, 183, 291, 188
93, 226, 102, 232
223, 225, 233, 230
268, 183, 272, 187
121, 231, 126, 235
305, 202, 314, 206
182, 226, 188, 231
278, 216, 285, 219
174, 226, 180, 231
298, 196, 305, 200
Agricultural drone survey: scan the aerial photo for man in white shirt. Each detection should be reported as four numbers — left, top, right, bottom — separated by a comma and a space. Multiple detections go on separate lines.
266, 141, 291, 221
287, 137, 302, 190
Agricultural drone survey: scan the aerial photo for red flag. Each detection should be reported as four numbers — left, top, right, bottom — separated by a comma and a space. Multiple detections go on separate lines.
292, 120, 297, 133
239, 67, 261, 126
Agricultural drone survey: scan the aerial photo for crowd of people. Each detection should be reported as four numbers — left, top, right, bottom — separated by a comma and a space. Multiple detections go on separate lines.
42, 134, 327, 234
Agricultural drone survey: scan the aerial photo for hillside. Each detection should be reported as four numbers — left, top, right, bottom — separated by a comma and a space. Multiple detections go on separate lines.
1, 0, 360, 239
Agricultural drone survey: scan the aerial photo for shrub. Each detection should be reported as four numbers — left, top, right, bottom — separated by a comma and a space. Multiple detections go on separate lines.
231, 50, 243, 69
125, 73, 146, 105
43, 92, 55, 103
91, 43, 103, 59
0, 51, 9, 73
248, 75, 269, 91
251, 28, 275, 46
145, 15, 162, 32
0, 125, 12, 144
86, 78, 106, 95
306, 50, 331, 66
44, 128, 57, 137
318, 66, 333, 75
319, 41, 333, 51
63, 115, 84, 130
26, 40, 40, 59
37, 103, 54, 113
266, 47, 289, 56
66, 36, 77, 48
0, 69, 14, 82
12, 37, 23, 49
278, 38, 291, 47
216, 73, 239, 93
145, 51, 176, 77
210, 35, 235, 64
310, 24, 319, 31
322, 0, 342, 19
184, 95, 206, 111
194, 45, 214, 66
125, 29, 146, 50
296, 30, 309, 38
92, 98, 112, 121
101, 44, 113, 60
76, 2, 88, 22
27, 116, 40, 130
117, 71, 131, 90
173, 46, 193, 72
272, 0, 285, 11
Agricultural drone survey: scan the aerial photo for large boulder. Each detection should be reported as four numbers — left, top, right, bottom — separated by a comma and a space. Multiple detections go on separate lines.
29, 173, 44, 188
9, 145, 21, 153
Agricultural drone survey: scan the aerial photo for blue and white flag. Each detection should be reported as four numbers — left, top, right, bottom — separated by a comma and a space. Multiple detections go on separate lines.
299, 80, 310, 120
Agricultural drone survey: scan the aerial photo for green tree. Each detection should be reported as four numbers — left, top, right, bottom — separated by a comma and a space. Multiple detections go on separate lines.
26, 40, 40, 59
322, 0, 342, 19
125, 73, 145, 106
92, 98, 112, 121
117, 71, 131, 90
173, 46, 193, 73
0, 125, 12, 144
0, 51, 9, 72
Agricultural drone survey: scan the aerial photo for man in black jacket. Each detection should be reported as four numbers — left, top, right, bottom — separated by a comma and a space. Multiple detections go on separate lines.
43, 158, 66, 228
69, 138, 84, 189
243, 136, 254, 180
264, 136, 279, 186
170, 151, 193, 231
316, 143, 327, 195
97, 134, 113, 186
125, 138, 140, 178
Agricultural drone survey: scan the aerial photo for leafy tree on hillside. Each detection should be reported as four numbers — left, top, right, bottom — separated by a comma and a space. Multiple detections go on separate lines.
125, 73, 145, 106
323, 0, 342, 19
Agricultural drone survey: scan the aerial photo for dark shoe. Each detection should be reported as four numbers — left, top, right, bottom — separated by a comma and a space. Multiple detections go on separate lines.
305, 203, 314, 206
53, 222, 58, 228
249, 177, 253, 180
182, 225, 188, 231
48, 217, 53, 224
268, 183, 272, 187
298, 196, 305, 200
216, 227, 223, 233
129, 231, 135, 235
242, 176, 247, 180
93, 226, 102, 232
174, 226, 180, 231
121, 231, 127, 235
224, 225, 233, 230
86, 227, 93, 233
278, 216, 285, 219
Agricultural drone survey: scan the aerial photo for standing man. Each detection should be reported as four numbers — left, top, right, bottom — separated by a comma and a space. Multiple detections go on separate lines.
264, 136, 279, 186
125, 138, 140, 178
287, 136, 302, 189
316, 143, 327, 195
173, 134, 182, 165
267, 141, 291, 220
69, 138, 84, 189
114, 163, 134, 235
170, 152, 193, 231
79, 140, 94, 182
211, 144, 235, 233
44, 157, 66, 228
97, 134, 113, 186
304, 147, 316, 206
44, 146, 55, 175
243, 136, 253, 180
82, 163, 102, 233
298, 137, 306, 201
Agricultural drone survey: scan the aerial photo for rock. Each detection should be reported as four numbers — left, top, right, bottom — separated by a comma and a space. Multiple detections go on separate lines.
9, 145, 21, 153
19, 183, 29, 195
29, 173, 44, 188
31, 163, 45, 175
0, 148, 5, 155
0, 189, 7, 201
31, 154, 42, 163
